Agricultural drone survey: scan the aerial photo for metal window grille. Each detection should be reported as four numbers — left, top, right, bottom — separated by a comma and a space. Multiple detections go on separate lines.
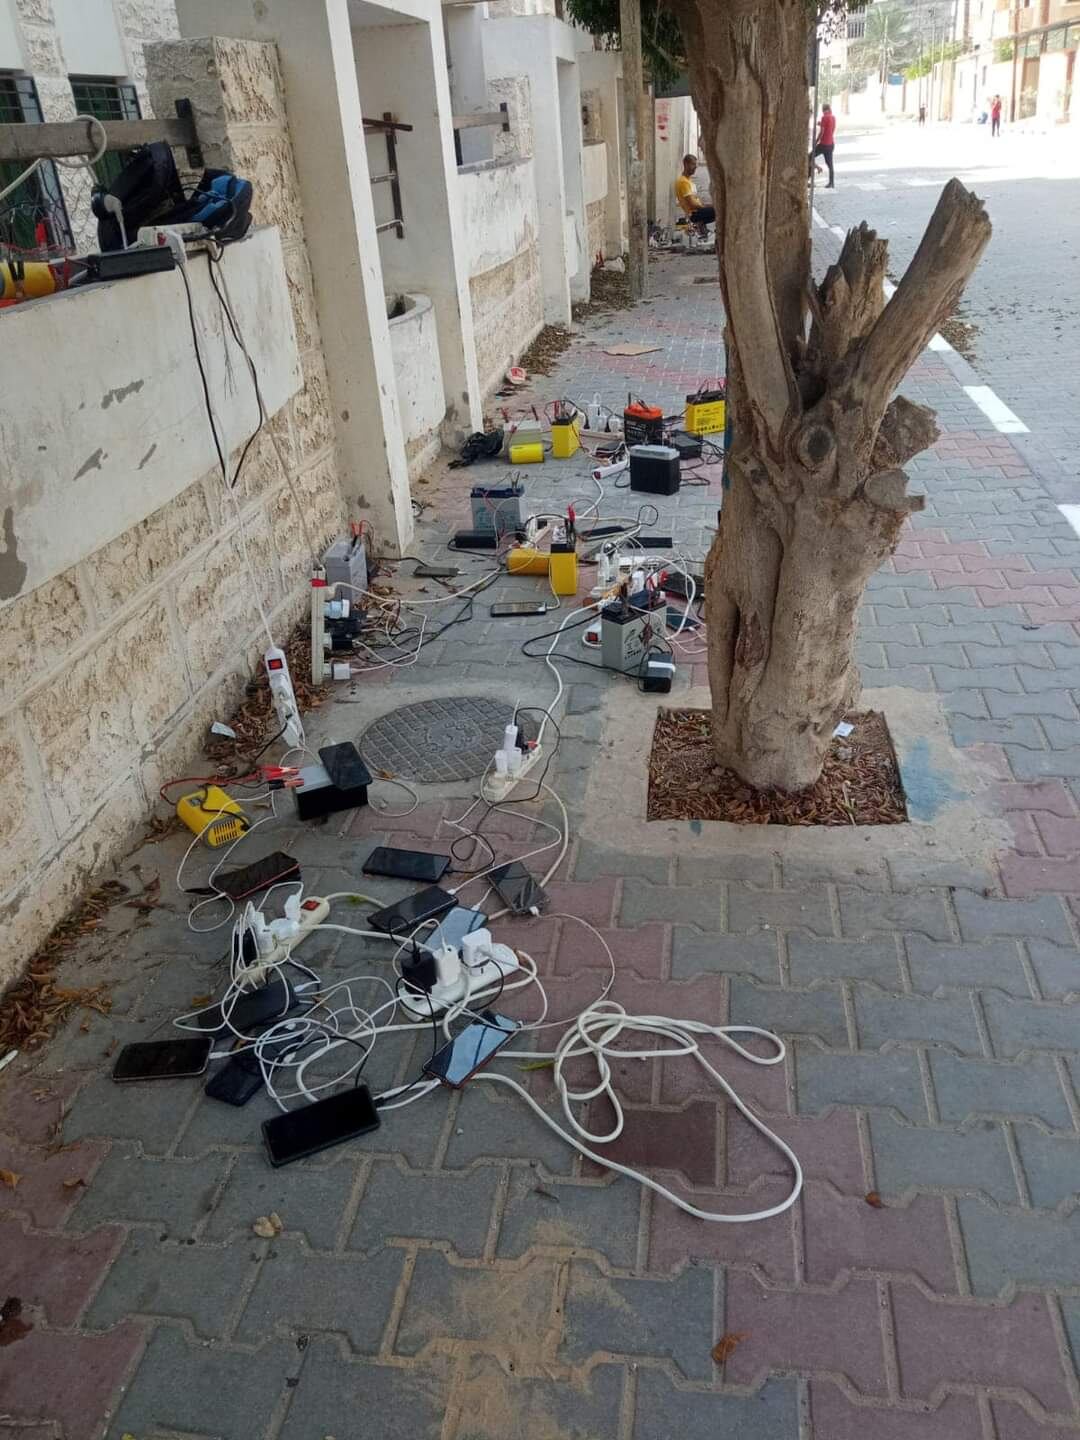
0, 73, 72, 256
69, 77, 141, 190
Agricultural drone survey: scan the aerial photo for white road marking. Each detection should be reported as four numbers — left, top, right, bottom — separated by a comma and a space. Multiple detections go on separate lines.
1059, 506, 1080, 540
927, 332, 953, 352
883, 279, 897, 297
811, 208, 829, 229
964, 384, 1030, 434
830, 225, 845, 240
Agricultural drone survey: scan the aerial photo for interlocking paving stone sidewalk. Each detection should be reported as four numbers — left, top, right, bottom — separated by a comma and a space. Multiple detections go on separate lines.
4, 239, 1080, 1438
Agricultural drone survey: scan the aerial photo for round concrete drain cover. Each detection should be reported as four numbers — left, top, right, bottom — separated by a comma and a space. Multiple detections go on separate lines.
359, 696, 527, 783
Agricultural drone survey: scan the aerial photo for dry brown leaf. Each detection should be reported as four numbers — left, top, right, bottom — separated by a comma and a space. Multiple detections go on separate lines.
62, 1177, 87, 1191
711, 1332, 749, 1365
0, 1169, 21, 1191
865, 1191, 884, 1209
269, 1212, 284, 1234
252, 1216, 276, 1239
190, 994, 213, 1007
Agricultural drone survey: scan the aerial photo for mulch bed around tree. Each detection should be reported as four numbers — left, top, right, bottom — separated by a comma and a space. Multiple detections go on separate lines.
648, 708, 907, 826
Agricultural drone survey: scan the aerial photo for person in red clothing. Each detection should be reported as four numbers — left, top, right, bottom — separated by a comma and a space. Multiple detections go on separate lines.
991, 94, 1003, 136
809, 104, 837, 188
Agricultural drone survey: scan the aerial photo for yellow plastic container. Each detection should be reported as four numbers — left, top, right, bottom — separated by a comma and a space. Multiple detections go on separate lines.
0, 261, 56, 302
509, 441, 545, 464
176, 785, 247, 846
548, 547, 579, 596
550, 417, 581, 459
507, 545, 550, 576
684, 393, 726, 436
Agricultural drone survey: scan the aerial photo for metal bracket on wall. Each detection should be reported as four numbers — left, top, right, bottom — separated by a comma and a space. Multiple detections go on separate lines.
175, 98, 203, 170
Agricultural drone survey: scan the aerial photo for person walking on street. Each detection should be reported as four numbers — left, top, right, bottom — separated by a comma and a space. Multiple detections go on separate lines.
809, 104, 836, 188
918, 104, 926, 125
991, 94, 1003, 136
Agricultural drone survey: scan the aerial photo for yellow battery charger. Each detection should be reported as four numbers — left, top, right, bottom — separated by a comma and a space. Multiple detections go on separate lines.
176, 785, 247, 846
684, 391, 726, 436
551, 416, 581, 459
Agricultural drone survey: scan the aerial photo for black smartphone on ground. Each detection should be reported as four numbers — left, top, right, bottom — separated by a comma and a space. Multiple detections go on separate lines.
189, 977, 296, 1035
366, 885, 457, 935
488, 861, 548, 915
490, 602, 550, 618
362, 846, 450, 883
113, 1037, 212, 1082
414, 563, 459, 578
262, 1083, 381, 1166
205, 1037, 296, 1107
424, 1011, 520, 1089
666, 606, 700, 632
211, 851, 300, 901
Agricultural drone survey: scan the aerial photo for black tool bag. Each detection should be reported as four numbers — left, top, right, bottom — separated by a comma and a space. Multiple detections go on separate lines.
91, 142, 186, 252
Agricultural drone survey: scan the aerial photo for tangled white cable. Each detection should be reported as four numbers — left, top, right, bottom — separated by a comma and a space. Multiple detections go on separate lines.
483, 1001, 803, 1224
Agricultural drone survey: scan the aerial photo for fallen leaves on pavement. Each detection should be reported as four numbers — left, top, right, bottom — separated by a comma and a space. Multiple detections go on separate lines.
712, 1332, 749, 1365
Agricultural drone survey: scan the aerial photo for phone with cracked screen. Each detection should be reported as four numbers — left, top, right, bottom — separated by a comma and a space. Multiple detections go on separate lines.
488, 861, 548, 916
211, 851, 300, 901
424, 1011, 520, 1089
113, 1037, 212, 1082
362, 845, 450, 883
262, 1083, 380, 1166
366, 885, 456, 935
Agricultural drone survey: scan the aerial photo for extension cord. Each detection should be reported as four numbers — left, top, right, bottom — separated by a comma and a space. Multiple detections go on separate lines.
240, 896, 329, 987
264, 645, 303, 749
486, 743, 544, 800
397, 946, 519, 1018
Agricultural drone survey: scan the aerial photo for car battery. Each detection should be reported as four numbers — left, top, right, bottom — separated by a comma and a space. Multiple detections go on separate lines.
471, 482, 524, 537
322, 536, 368, 605
600, 596, 665, 674
684, 388, 726, 435
629, 445, 680, 496
623, 400, 664, 447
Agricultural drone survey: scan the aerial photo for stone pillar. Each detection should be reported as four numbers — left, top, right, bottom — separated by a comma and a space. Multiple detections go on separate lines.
165, 0, 415, 555
353, 14, 483, 443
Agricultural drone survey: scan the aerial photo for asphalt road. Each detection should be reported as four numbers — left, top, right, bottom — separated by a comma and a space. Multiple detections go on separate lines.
813, 122, 1080, 493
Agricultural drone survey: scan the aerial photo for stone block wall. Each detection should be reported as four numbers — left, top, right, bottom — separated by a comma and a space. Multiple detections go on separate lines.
461, 76, 543, 397
0, 37, 347, 987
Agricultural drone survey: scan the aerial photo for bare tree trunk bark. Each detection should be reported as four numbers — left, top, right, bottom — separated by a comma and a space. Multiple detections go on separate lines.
621, 0, 648, 299
669, 0, 991, 792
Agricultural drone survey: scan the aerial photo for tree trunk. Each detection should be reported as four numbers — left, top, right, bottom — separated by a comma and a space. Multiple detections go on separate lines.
669, 0, 991, 792
621, 0, 648, 299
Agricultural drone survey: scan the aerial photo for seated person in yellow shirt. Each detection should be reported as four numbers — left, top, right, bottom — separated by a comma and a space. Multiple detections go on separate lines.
674, 155, 715, 229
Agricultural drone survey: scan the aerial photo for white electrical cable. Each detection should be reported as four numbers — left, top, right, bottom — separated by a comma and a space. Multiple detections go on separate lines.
0, 113, 108, 203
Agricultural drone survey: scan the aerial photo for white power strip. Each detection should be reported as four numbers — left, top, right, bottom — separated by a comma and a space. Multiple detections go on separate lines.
485, 743, 545, 800
397, 948, 519, 1018
240, 896, 329, 987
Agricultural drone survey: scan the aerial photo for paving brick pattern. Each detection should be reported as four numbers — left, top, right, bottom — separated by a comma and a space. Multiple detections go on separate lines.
4, 229, 1080, 1438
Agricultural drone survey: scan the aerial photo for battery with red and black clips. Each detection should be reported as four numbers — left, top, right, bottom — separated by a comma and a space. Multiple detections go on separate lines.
623, 400, 664, 447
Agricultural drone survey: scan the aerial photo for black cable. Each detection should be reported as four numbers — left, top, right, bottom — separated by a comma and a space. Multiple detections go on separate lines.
179, 261, 228, 487
206, 250, 268, 491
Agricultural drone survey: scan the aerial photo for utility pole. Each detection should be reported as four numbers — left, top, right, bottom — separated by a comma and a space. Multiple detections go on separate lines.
620, 0, 647, 300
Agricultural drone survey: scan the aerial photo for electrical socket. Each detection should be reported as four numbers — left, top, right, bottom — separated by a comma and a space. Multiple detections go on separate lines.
240, 896, 329, 986
486, 743, 544, 800
397, 945, 519, 1018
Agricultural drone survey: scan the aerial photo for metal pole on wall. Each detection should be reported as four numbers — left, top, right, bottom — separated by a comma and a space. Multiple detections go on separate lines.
621, 0, 648, 299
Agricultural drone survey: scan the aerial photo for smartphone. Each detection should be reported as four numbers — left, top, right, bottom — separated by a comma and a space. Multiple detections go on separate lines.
366, 885, 457, 935
262, 1083, 381, 1167
414, 563, 459, 579
488, 861, 548, 916
490, 602, 550, 618
430, 905, 487, 951
318, 742, 372, 793
113, 1037, 212, 1083
424, 1011, 520, 1088
362, 846, 450, 883
188, 977, 297, 1035
666, 606, 700, 632
212, 851, 300, 902
205, 1036, 297, 1107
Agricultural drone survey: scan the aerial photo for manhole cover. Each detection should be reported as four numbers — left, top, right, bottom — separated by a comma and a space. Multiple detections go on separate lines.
359, 696, 530, 783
